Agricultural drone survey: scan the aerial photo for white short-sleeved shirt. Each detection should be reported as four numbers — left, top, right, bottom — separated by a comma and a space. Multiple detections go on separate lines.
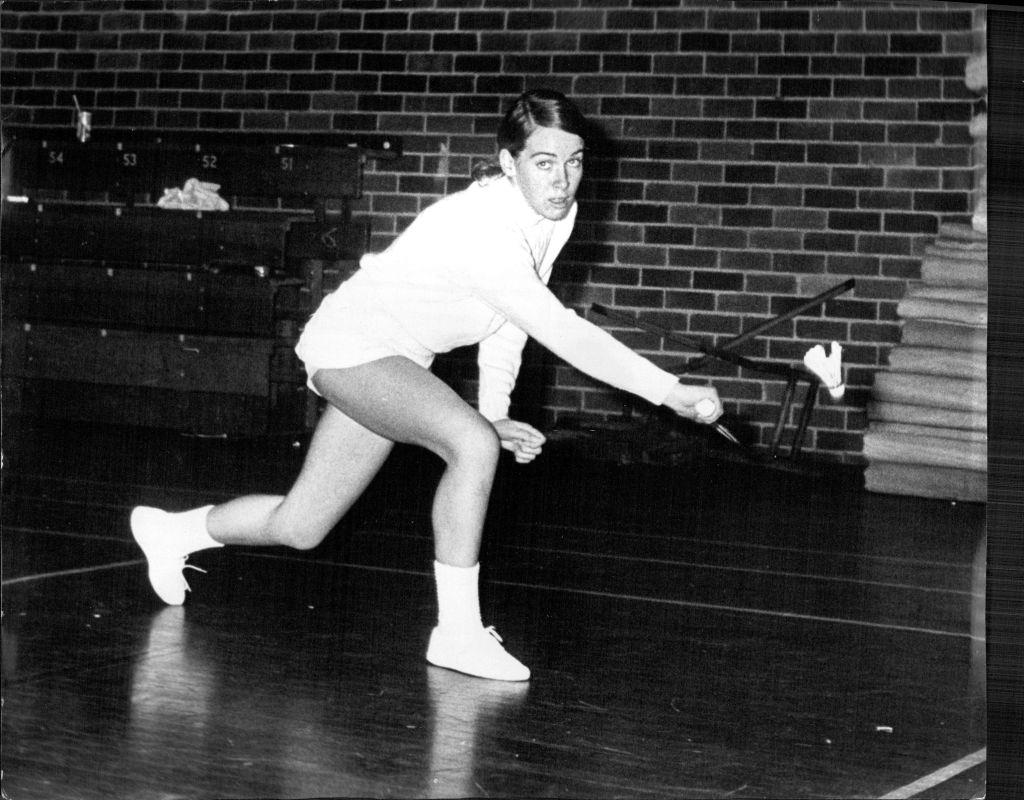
295, 176, 678, 420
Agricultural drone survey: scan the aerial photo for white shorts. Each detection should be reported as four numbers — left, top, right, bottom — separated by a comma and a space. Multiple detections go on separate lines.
295, 289, 435, 396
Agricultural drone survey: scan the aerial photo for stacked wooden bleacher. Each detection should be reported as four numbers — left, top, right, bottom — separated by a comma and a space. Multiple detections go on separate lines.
1, 128, 399, 437
863, 222, 987, 502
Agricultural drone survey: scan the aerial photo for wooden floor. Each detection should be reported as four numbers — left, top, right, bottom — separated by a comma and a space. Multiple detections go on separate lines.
2, 419, 986, 799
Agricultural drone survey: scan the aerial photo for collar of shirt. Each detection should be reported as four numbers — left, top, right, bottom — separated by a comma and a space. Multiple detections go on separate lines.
493, 175, 548, 230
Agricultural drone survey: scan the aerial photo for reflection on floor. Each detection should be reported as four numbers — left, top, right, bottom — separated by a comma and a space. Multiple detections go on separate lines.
2, 421, 986, 799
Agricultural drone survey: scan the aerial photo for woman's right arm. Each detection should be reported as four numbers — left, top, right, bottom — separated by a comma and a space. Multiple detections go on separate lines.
466, 247, 720, 421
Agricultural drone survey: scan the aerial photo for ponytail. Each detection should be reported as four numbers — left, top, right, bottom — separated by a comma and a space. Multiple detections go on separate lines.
471, 159, 505, 184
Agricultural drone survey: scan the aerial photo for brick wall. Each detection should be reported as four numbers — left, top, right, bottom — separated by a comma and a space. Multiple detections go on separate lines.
0, 0, 981, 464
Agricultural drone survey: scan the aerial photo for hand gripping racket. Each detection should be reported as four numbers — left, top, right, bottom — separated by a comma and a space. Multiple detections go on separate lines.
695, 398, 741, 447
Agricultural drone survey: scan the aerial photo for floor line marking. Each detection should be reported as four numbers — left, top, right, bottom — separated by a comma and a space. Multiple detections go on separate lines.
2, 524, 132, 543
878, 747, 986, 799
493, 579, 976, 640
2, 559, 145, 586
241, 550, 431, 578
355, 510, 974, 569
5, 477, 972, 569
357, 528, 974, 598
236, 553, 974, 640
5, 549, 972, 640
349, 526, 972, 598
366, 511, 975, 570
521, 520, 975, 569
504, 545, 973, 596
4, 524, 971, 597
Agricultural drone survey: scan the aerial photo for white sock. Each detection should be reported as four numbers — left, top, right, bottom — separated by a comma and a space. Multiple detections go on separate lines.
434, 560, 483, 635
170, 505, 223, 554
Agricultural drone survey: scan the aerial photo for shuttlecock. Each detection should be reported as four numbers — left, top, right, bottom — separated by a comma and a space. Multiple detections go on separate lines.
803, 341, 845, 400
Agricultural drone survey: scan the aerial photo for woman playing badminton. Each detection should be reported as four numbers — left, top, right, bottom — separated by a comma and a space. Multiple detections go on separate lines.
131, 89, 723, 681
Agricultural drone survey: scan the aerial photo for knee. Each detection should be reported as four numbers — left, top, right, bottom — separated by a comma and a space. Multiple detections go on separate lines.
286, 529, 328, 551
443, 418, 500, 471
269, 517, 331, 551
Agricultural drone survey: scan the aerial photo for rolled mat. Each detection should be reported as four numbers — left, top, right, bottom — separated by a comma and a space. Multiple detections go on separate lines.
900, 320, 986, 352
862, 429, 986, 471
868, 401, 987, 431
904, 284, 988, 304
885, 347, 987, 380
920, 256, 987, 289
864, 461, 986, 502
925, 240, 987, 255
867, 421, 987, 443
896, 297, 987, 326
871, 372, 986, 412
938, 222, 987, 243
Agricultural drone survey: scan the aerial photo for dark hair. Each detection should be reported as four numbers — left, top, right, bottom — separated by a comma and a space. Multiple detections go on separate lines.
472, 89, 589, 183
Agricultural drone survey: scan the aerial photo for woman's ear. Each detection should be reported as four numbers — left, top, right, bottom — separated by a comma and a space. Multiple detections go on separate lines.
499, 149, 517, 178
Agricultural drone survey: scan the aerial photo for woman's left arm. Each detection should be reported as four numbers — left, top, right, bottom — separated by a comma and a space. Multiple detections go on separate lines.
475, 214, 573, 425
477, 319, 528, 423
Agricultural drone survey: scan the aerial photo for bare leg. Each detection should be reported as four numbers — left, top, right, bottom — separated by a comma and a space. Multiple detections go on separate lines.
310, 357, 500, 567
206, 402, 393, 549
206, 357, 499, 566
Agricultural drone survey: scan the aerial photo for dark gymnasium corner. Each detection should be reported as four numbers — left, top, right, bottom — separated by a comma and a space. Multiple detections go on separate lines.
1, 2, 1019, 799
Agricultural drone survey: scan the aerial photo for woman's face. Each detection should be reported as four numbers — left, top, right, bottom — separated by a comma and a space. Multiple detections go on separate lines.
500, 125, 584, 221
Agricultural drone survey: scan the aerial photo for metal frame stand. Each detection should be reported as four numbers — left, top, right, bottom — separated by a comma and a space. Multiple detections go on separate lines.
590, 278, 855, 460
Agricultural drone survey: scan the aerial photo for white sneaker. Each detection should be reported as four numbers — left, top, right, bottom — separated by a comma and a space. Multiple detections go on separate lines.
426, 625, 531, 682
130, 506, 207, 606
